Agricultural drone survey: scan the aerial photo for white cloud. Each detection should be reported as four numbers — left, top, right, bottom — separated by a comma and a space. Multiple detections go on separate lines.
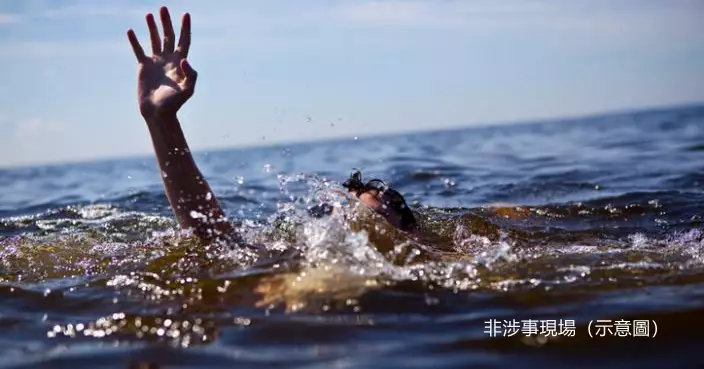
336, 1, 437, 27
2, 1, 701, 59
13, 117, 66, 140
331, 0, 703, 36
0, 0, 154, 20
0, 39, 125, 59
0, 12, 21, 25
40, 4, 150, 19
0, 113, 10, 131
333, 0, 551, 29
0, 115, 104, 168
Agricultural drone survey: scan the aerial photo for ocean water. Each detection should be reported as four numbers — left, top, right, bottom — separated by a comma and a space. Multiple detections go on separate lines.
1, 105, 703, 369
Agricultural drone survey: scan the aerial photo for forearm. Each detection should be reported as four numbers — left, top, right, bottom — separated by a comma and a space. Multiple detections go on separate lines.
145, 113, 236, 245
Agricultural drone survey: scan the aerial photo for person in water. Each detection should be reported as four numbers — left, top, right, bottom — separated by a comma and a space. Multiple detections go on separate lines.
126, 7, 419, 250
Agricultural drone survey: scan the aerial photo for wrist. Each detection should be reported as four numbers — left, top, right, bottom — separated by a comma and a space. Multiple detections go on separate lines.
144, 112, 188, 149
141, 107, 178, 122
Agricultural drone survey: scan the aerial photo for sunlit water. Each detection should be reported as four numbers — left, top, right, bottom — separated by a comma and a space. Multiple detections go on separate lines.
1, 105, 703, 368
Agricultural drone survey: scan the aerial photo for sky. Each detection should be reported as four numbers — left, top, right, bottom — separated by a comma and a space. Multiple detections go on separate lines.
0, 0, 703, 168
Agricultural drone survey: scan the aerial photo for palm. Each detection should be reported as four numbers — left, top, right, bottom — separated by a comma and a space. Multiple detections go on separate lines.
127, 8, 196, 118
138, 55, 188, 113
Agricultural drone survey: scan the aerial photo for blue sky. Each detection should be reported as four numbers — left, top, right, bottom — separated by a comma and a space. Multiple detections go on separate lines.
0, 0, 703, 168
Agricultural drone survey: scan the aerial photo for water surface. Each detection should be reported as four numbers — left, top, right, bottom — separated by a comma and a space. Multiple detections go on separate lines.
1, 105, 703, 368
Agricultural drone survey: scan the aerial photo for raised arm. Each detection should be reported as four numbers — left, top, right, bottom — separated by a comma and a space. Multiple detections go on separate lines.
126, 7, 237, 247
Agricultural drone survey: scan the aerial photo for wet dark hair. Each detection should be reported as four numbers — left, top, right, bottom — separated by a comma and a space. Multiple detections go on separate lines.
342, 170, 417, 231
341, 170, 366, 192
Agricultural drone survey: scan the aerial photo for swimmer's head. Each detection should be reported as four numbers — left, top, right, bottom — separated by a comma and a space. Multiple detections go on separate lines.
342, 170, 417, 232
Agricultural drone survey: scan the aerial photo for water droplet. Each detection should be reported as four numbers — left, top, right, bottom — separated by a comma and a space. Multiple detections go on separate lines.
443, 178, 456, 187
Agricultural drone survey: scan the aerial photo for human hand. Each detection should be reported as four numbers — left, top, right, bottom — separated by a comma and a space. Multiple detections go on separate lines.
127, 7, 196, 119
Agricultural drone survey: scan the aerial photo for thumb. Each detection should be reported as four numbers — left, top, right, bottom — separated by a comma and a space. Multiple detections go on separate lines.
180, 59, 198, 86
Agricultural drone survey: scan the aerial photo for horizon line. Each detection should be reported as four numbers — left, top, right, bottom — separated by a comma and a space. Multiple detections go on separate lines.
2, 99, 702, 171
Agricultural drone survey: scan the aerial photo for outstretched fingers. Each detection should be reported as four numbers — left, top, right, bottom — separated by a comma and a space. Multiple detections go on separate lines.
159, 7, 175, 54
146, 13, 162, 55
127, 29, 146, 62
176, 13, 191, 58
129, 8, 189, 61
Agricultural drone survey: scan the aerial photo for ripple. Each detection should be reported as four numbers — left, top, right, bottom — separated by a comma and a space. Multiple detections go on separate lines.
2, 105, 704, 368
